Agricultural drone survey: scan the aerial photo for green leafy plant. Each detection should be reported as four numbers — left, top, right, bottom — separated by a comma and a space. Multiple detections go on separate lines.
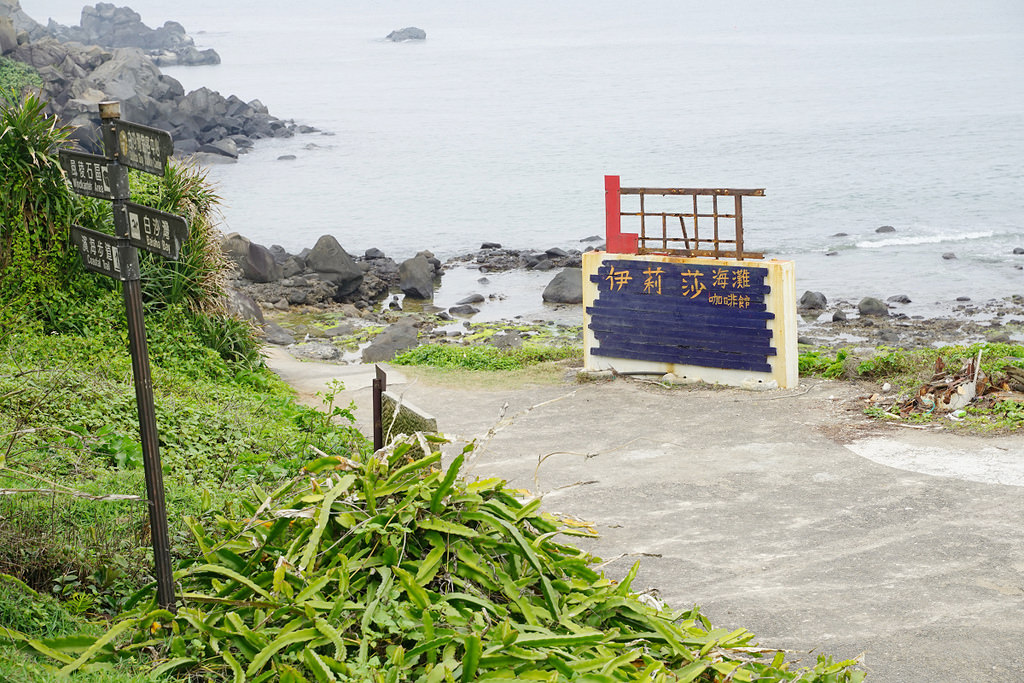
798, 348, 849, 379
0, 58, 43, 95
2, 448, 865, 682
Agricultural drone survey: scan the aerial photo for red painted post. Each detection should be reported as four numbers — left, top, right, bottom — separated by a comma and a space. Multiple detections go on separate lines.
604, 175, 637, 254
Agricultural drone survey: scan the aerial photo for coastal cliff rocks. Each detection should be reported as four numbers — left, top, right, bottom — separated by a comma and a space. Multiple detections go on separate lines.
46, 3, 220, 66
222, 233, 282, 283
1, 2, 302, 158
306, 235, 363, 297
0, 16, 16, 53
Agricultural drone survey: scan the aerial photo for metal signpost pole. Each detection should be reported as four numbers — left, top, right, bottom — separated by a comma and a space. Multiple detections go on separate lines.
98, 101, 177, 611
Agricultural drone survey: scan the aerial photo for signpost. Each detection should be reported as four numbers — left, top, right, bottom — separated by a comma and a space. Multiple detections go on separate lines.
59, 101, 185, 612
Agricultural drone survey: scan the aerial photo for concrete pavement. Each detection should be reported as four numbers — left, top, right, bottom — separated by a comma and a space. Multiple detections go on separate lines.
264, 349, 1024, 681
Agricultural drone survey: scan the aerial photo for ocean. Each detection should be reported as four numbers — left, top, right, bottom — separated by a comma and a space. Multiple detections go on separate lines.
29, 0, 1024, 316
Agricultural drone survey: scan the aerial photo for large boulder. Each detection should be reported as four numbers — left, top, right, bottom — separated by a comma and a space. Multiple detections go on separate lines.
858, 297, 889, 317
399, 254, 435, 299
306, 235, 363, 297
542, 268, 583, 304
362, 319, 419, 363
223, 287, 263, 323
799, 290, 827, 310
221, 233, 282, 283
0, 16, 16, 54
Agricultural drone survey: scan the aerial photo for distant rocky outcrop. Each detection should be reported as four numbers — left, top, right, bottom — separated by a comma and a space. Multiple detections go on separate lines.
45, 3, 220, 66
385, 27, 425, 42
0, 1, 308, 158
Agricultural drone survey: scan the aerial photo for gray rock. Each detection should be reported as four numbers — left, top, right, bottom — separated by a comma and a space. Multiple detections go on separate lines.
456, 293, 485, 305
362, 319, 419, 363
262, 322, 295, 346
365, 247, 386, 259
448, 304, 480, 316
386, 27, 426, 41
532, 259, 556, 272
956, 296, 971, 302
832, 232, 848, 237
399, 254, 435, 299
322, 322, 357, 338
887, 294, 912, 304
306, 235, 363, 297
580, 235, 603, 242
876, 225, 896, 233
221, 233, 282, 283
942, 252, 957, 260
545, 247, 569, 258
292, 342, 341, 361
199, 138, 238, 158
858, 297, 889, 317
223, 287, 263, 323
477, 277, 490, 285
832, 310, 847, 322
1013, 247, 1024, 255
542, 268, 583, 304
878, 330, 900, 344
273, 298, 290, 311
481, 242, 501, 249
491, 331, 523, 349
799, 290, 827, 310
0, 16, 17, 54
277, 154, 296, 161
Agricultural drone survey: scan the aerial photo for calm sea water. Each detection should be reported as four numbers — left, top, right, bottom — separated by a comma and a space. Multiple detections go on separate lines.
31, 0, 1024, 313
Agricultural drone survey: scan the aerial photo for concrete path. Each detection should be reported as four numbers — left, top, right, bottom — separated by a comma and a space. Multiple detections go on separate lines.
264, 349, 1024, 681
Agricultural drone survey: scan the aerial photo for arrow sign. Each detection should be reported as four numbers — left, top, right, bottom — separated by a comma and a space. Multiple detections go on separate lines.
115, 202, 189, 260
70, 225, 140, 281
59, 150, 129, 200
112, 120, 174, 175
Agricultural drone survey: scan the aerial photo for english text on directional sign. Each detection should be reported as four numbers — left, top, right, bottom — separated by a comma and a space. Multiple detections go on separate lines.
70, 225, 140, 281
59, 150, 129, 201
115, 202, 189, 260
113, 120, 173, 176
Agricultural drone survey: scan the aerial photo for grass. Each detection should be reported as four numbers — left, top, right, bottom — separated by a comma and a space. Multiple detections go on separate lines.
392, 342, 582, 371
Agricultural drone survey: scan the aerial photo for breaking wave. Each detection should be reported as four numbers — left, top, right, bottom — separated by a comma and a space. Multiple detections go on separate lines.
856, 230, 996, 249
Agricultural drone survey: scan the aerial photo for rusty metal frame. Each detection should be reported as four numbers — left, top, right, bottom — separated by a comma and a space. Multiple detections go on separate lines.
619, 186, 765, 260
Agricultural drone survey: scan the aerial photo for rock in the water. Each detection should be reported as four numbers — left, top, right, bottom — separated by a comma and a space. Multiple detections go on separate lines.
942, 252, 957, 260
399, 254, 435, 299
542, 268, 583, 304
386, 27, 426, 41
480, 242, 501, 249
876, 225, 896, 233
456, 293, 485, 305
221, 233, 282, 283
545, 247, 568, 258
887, 294, 912, 304
362, 319, 419, 362
448, 304, 479, 316
306, 235, 363, 296
832, 310, 847, 322
956, 296, 971, 302
532, 259, 555, 272
832, 232, 848, 237
365, 247, 386, 259
262, 322, 295, 346
1013, 247, 1024, 255
858, 297, 889, 317
799, 290, 827, 310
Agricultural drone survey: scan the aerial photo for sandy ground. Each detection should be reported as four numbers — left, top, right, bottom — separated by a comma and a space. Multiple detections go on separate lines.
263, 347, 1024, 681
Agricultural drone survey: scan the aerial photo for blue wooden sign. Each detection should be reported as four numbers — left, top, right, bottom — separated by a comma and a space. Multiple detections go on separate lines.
587, 259, 774, 373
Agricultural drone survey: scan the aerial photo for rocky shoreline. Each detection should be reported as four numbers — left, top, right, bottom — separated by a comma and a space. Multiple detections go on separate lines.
1, 1, 311, 157
216, 232, 1024, 366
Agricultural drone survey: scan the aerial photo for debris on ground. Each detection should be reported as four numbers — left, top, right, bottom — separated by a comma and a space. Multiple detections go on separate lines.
868, 352, 1024, 418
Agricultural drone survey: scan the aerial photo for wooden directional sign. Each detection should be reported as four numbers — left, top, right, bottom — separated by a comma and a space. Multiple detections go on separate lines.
112, 120, 174, 175
70, 225, 140, 281
115, 202, 189, 260
59, 150, 129, 200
